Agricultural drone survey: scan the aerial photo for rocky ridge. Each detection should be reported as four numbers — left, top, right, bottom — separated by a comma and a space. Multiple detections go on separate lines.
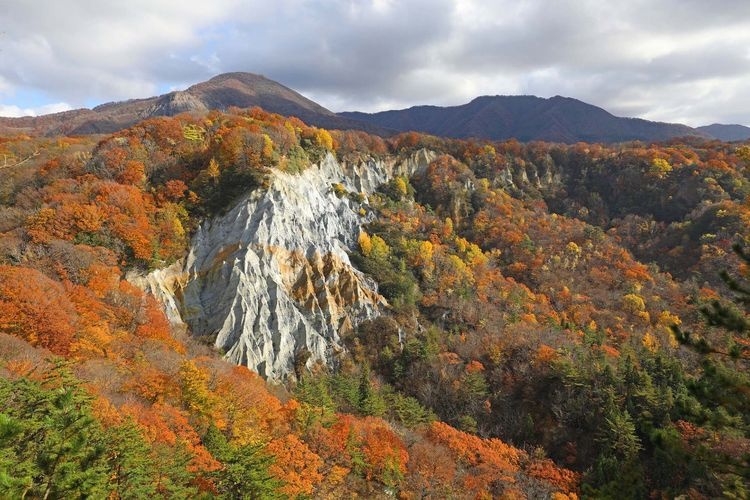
133, 149, 436, 380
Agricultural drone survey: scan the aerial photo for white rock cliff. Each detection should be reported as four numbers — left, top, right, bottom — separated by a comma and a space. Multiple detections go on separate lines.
133, 150, 435, 380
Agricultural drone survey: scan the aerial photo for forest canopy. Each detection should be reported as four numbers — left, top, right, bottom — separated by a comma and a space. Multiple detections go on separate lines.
0, 107, 749, 497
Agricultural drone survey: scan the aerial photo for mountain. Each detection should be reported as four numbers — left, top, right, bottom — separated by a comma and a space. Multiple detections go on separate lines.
0, 72, 389, 136
341, 95, 710, 143
0, 73, 725, 143
697, 123, 750, 142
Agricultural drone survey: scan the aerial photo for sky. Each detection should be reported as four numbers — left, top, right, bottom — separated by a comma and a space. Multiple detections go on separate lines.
1, 0, 749, 126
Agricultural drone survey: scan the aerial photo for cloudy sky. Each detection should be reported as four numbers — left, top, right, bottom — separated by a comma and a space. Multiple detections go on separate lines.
1, 0, 749, 125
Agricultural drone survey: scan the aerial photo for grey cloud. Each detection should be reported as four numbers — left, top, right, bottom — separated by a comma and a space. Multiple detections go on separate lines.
0, 0, 747, 125
211, 0, 456, 103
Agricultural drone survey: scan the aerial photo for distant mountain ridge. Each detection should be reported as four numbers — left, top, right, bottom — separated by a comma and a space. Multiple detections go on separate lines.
0, 72, 389, 136
341, 95, 711, 143
696, 123, 750, 142
0, 72, 741, 143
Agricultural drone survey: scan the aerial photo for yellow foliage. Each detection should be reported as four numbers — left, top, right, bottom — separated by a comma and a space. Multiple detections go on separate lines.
443, 217, 454, 238
622, 293, 646, 314
465, 242, 485, 264
331, 183, 347, 198
566, 241, 581, 255
649, 158, 672, 178
456, 237, 469, 253
393, 176, 408, 197
284, 121, 297, 141
736, 145, 750, 163
179, 360, 215, 419
358, 232, 372, 256
326, 465, 350, 486
359, 232, 389, 260
657, 310, 681, 327
487, 343, 504, 365
406, 239, 434, 269
642, 331, 659, 352
206, 158, 220, 179
370, 235, 390, 261
314, 128, 334, 151
657, 310, 681, 347
262, 134, 274, 160
182, 124, 205, 142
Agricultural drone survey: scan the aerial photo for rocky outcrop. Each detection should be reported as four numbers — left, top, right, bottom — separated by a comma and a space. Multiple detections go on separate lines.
128, 259, 188, 328
137, 149, 435, 380
495, 156, 566, 192
145, 91, 209, 117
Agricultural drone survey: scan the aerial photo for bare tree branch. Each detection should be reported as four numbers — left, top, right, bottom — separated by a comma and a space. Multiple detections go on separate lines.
0, 150, 41, 170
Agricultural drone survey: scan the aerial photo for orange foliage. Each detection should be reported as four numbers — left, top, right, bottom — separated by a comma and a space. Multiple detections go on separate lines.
123, 402, 220, 476
162, 179, 188, 201
135, 294, 183, 350
466, 360, 486, 373
527, 459, 581, 493
428, 421, 520, 492
358, 417, 409, 481
116, 160, 146, 185
0, 266, 77, 354
407, 441, 457, 496
213, 366, 285, 444
267, 434, 324, 497
535, 344, 559, 364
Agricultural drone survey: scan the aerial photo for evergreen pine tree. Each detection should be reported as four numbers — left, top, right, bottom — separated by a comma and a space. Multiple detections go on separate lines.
203, 424, 282, 499
358, 364, 386, 417
0, 364, 109, 498
104, 419, 158, 499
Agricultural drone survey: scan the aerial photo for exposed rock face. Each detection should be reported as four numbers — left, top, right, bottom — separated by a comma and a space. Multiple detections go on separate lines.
146, 91, 209, 117
495, 156, 566, 192
129, 259, 187, 328
137, 149, 435, 380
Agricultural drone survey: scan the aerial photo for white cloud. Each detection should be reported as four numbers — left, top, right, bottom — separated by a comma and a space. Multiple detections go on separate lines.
0, 0, 748, 125
0, 102, 73, 118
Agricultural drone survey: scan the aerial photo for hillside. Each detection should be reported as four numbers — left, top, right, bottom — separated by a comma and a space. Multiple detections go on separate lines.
0, 106, 749, 497
342, 95, 710, 143
697, 123, 750, 142
0, 72, 389, 137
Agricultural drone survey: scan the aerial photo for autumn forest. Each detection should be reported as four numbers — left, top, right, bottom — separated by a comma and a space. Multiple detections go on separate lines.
0, 96, 748, 499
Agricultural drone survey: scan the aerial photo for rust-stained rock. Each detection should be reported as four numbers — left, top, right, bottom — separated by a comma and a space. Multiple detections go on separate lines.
134, 149, 435, 381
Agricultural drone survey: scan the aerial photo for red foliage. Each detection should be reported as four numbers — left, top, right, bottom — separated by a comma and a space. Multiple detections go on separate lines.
0, 265, 77, 354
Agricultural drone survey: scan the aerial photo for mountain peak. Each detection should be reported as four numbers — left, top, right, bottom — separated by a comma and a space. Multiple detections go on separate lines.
196, 72, 287, 91
697, 123, 750, 142
206, 71, 268, 82
0, 72, 718, 143
341, 94, 708, 143
0, 72, 390, 136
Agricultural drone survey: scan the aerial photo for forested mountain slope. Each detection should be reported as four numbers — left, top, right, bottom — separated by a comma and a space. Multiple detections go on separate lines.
341, 95, 710, 143
1, 72, 731, 144
0, 109, 748, 497
0, 73, 389, 137
697, 123, 750, 142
